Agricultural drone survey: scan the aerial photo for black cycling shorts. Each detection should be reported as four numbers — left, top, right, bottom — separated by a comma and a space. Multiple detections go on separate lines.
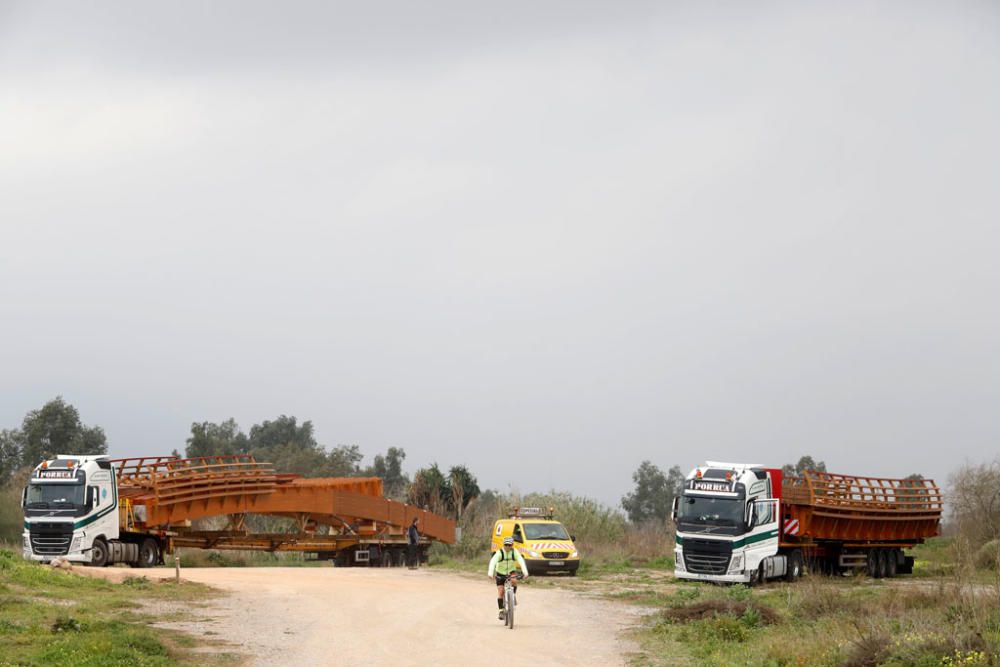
495, 574, 519, 586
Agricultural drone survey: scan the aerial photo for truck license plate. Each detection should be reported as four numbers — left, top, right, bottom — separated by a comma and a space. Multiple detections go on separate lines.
549, 561, 564, 566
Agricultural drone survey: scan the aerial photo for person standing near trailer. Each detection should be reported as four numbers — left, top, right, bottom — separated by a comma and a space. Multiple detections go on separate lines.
407, 517, 420, 569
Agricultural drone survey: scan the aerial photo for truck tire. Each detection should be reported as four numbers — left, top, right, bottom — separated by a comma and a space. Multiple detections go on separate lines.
866, 550, 879, 578
90, 537, 109, 567
885, 549, 898, 578
876, 550, 888, 579
785, 551, 803, 582
137, 538, 160, 568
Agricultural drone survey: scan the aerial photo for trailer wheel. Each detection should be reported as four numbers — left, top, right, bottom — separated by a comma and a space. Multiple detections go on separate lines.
877, 550, 890, 579
885, 550, 898, 578
90, 537, 109, 567
137, 538, 160, 568
785, 551, 803, 582
866, 551, 879, 578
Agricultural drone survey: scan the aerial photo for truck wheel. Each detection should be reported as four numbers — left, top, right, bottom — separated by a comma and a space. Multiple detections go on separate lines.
877, 550, 889, 579
90, 538, 109, 567
785, 551, 803, 582
885, 550, 898, 578
137, 539, 160, 568
866, 551, 879, 578
752, 563, 765, 586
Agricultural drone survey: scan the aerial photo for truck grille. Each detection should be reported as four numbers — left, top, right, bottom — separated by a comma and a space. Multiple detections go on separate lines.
543, 551, 569, 559
29, 522, 73, 556
682, 538, 732, 575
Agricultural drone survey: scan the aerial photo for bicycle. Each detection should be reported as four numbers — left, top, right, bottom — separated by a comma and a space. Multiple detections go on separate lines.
501, 572, 522, 629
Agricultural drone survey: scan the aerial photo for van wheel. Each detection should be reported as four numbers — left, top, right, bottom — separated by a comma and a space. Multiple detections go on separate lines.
90, 538, 109, 567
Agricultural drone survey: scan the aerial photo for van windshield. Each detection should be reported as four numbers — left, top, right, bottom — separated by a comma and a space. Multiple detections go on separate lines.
523, 523, 569, 540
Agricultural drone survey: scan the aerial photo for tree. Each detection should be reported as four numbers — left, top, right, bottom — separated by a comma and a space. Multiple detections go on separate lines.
621, 461, 684, 524
17, 397, 106, 467
448, 465, 480, 521
949, 458, 1000, 548
246, 416, 317, 456
367, 447, 409, 498
325, 445, 363, 477
408, 463, 450, 514
781, 456, 827, 477
0, 429, 20, 481
185, 419, 248, 458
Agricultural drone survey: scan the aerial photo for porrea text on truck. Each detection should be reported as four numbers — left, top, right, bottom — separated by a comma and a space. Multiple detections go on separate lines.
22, 454, 456, 567
672, 461, 942, 584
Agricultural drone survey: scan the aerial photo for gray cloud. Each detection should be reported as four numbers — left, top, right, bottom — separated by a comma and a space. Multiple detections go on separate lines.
2, 1, 999, 505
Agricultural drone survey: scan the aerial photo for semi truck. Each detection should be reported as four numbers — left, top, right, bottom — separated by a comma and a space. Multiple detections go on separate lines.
22, 454, 455, 568
672, 461, 942, 584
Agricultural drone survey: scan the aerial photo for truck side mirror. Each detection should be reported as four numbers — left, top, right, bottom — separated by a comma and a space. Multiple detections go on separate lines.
571, 535, 576, 542
671, 496, 679, 521
87, 487, 97, 509
746, 502, 757, 530
21, 487, 27, 509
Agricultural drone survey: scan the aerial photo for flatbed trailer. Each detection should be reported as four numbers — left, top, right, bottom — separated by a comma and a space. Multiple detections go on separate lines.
779, 470, 943, 576
22, 454, 454, 567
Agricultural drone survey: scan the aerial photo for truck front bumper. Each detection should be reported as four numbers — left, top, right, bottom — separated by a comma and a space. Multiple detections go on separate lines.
675, 570, 752, 584
525, 558, 580, 575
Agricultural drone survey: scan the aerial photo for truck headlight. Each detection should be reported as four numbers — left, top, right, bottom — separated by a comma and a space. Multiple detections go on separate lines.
728, 553, 744, 573
70, 537, 83, 552
570, 551, 579, 559
675, 552, 685, 571
23, 535, 30, 551
528, 550, 541, 558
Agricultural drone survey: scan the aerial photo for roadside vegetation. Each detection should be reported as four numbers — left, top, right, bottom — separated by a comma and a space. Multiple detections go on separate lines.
0, 549, 230, 667
619, 543, 1000, 667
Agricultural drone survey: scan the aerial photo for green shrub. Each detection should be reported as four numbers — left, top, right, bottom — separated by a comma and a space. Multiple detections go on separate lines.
975, 539, 1000, 570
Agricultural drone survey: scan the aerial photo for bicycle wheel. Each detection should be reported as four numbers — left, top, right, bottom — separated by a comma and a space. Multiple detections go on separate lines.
505, 587, 514, 629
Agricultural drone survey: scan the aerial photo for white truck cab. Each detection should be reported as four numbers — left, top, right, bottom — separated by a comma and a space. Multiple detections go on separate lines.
22, 455, 160, 567
672, 461, 787, 584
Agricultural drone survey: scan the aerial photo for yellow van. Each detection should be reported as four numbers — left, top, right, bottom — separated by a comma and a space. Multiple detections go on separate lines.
490, 507, 580, 575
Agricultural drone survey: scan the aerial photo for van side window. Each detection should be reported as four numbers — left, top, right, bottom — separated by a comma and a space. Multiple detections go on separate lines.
513, 524, 523, 542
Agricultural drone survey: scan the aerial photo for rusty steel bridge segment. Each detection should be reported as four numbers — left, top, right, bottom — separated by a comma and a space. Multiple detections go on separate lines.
782, 470, 943, 546
111, 455, 455, 553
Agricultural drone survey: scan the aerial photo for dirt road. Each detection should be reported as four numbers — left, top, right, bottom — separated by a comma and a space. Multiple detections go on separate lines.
87, 566, 638, 666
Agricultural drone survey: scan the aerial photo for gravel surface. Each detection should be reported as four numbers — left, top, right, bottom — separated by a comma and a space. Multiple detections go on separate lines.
84, 566, 639, 666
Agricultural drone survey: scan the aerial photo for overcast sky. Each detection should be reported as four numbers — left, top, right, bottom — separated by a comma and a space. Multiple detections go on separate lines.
1, 1, 998, 507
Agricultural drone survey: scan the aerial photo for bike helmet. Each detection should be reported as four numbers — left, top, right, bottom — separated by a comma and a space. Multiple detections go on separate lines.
503, 536, 514, 546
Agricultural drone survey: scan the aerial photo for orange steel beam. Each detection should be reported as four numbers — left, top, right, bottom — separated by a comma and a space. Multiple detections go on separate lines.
110, 456, 456, 544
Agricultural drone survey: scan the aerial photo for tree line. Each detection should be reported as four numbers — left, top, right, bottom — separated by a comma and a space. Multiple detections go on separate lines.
0, 398, 479, 521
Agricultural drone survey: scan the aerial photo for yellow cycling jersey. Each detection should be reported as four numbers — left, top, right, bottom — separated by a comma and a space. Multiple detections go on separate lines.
488, 548, 528, 577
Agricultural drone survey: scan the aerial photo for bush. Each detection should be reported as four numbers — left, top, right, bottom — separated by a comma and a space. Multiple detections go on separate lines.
975, 539, 1000, 570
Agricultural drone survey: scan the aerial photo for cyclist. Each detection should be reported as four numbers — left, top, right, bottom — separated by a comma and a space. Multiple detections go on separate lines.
488, 536, 529, 620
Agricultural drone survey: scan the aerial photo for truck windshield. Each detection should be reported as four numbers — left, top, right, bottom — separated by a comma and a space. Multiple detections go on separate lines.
523, 523, 570, 540
677, 494, 744, 532
26, 483, 85, 509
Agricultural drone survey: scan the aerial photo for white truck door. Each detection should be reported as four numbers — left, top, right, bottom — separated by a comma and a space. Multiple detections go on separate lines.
744, 499, 780, 576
